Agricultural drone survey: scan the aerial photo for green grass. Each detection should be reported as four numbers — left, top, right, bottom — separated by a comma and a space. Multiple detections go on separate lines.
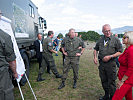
14, 46, 115, 100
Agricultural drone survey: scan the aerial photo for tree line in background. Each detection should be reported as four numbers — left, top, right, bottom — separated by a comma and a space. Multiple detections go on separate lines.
58, 31, 100, 42
46, 31, 124, 42
78, 31, 100, 42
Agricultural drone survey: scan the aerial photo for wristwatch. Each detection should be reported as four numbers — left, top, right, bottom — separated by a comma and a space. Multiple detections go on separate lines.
110, 55, 113, 59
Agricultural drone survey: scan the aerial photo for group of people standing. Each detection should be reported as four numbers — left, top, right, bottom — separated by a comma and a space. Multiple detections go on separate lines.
34, 28, 85, 89
94, 24, 133, 100
34, 31, 62, 82
1, 12, 133, 99
34, 24, 133, 100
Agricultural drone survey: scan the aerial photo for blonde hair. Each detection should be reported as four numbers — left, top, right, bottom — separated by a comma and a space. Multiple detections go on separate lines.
124, 31, 133, 45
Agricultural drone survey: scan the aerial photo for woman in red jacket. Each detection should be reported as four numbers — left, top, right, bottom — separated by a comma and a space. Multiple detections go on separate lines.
112, 31, 133, 100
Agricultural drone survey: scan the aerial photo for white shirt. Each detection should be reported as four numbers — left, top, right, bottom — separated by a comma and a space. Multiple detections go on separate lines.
104, 40, 108, 47
39, 40, 43, 52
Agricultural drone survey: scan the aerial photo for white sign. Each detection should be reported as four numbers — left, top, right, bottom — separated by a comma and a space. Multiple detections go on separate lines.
15, 32, 29, 38
0, 16, 25, 82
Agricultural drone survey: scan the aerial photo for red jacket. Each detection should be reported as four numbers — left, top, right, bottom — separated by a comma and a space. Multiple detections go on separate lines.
118, 45, 133, 85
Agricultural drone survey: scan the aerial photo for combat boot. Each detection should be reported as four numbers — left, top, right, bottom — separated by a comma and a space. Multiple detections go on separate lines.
37, 74, 45, 82
56, 74, 62, 78
47, 67, 51, 74
99, 96, 109, 100
99, 91, 109, 100
73, 80, 77, 89
58, 81, 65, 89
47, 70, 51, 74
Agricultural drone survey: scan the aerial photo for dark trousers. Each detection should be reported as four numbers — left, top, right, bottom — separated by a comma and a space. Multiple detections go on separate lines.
37, 53, 50, 72
37, 52, 42, 69
63, 54, 65, 66
99, 61, 117, 98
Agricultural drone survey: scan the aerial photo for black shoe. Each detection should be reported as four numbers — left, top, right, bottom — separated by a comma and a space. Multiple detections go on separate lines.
58, 82, 65, 89
56, 74, 62, 78
37, 74, 45, 82
47, 71, 51, 74
99, 95, 109, 100
73, 80, 77, 89
37, 78, 45, 82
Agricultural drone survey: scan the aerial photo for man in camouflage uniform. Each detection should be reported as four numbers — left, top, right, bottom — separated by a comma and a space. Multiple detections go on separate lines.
58, 28, 85, 89
37, 31, 62, 81
93, 24, 122, 100
0, 13, 18, 100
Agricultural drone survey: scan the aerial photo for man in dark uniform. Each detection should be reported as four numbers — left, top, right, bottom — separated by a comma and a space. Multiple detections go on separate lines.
34, 33, 51, 73
37, 31, 62, 82
93, 24, 122, 100
0, 27, 18, 99
58, 28, 85, 89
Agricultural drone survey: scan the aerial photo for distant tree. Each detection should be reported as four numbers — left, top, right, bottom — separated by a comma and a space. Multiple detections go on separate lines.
65, 33, 69, 37
118, 34, 124, 38
87, 31, 100, 42
43, 33, 48, 38
44, 33, 48, 36
78, 32, 87, 40
78, 31, 100, 41
58, 33, 63, 38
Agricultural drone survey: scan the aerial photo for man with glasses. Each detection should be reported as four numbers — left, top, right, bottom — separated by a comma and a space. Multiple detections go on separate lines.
93, 24, 122, 100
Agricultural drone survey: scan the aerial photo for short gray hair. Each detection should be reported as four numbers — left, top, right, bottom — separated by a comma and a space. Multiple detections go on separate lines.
69, 28, 75, 33
124, 31, 133, 45
102, 24, 111, 32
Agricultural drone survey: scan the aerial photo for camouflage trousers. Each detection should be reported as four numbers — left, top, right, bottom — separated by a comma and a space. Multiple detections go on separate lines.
62, 56, 80, 81
39, 53, 59, 76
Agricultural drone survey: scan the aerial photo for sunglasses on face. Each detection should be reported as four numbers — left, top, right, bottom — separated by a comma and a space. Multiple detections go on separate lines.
123, 36, 129, 39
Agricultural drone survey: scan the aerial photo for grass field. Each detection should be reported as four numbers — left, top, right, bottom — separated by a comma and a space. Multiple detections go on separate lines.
14, 42, 119, 100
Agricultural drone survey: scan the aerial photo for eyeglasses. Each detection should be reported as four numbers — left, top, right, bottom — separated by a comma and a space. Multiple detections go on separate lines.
104, 30, 111, 33
123, 36, 129, 39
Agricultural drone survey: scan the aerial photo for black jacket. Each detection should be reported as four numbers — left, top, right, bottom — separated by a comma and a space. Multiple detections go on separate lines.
34, 40, 42, 59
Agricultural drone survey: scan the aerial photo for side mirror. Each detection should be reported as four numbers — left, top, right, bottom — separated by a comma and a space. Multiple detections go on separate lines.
44, 20, 47, 29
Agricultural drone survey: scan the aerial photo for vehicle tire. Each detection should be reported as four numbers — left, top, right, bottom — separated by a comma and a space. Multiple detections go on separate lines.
20, 52, 30, 86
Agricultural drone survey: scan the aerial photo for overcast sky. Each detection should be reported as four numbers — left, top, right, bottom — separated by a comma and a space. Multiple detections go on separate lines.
31, 0, 133, 33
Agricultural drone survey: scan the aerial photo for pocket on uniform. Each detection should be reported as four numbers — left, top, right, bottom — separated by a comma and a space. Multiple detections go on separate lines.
66, 41, 71, 51
108, 44, 116, 54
